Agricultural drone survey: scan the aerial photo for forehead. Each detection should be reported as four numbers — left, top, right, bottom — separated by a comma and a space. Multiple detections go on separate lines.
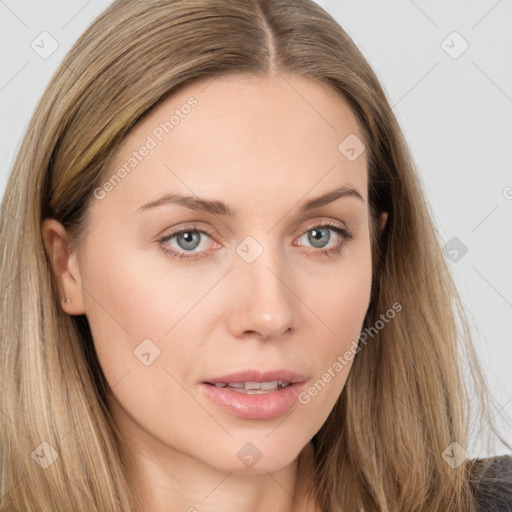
95, 73, 368, 220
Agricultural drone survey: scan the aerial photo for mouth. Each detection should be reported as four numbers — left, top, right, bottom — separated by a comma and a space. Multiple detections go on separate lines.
205, 380, 292, 394
200, 369, 307, 420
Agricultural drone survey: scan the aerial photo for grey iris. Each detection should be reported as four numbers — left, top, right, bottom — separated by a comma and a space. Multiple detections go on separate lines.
309, 227, 330, 248
177, 231, 201, 251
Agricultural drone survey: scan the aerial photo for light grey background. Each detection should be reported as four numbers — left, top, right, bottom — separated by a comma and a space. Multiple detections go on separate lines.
1, 0, 511, 457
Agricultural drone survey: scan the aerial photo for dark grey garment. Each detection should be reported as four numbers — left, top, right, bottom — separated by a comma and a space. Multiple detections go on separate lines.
469, 454, 512, 511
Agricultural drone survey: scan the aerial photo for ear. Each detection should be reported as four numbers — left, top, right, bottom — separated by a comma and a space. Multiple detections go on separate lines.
41, 218, 86, 315
379, 212, 388, 233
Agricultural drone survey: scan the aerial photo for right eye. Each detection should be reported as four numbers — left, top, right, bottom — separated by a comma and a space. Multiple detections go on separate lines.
157, 227, 219, 261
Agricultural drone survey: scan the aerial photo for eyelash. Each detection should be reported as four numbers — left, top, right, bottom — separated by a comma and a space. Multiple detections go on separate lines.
157, 220, 353, 262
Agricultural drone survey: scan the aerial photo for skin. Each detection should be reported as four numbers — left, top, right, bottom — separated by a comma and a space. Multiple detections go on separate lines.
43, 72, 387, 512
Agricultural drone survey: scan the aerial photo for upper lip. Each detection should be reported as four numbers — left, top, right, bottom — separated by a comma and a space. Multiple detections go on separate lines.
203, 369, 307, 385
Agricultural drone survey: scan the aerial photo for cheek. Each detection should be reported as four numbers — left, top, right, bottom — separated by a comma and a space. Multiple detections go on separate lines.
78, 235, 170, 380
79, 241, 205, 440
307, 234, 373, 346
79, 232, 224, 397
295, 238, 372, 416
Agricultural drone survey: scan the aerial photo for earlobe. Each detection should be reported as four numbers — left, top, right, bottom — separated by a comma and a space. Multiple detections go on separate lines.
41, 218, 86, 315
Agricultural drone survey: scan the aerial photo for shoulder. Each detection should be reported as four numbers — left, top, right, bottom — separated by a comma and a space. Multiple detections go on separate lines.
468, 454, 512, 512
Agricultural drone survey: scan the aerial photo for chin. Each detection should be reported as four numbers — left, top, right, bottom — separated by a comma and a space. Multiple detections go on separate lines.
195, 434, 308, 475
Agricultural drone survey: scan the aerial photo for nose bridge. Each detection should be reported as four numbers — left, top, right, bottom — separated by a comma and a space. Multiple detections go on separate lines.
228, 234, 295, 339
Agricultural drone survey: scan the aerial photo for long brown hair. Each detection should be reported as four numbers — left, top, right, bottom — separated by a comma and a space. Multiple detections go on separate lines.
0, 1, 509, 510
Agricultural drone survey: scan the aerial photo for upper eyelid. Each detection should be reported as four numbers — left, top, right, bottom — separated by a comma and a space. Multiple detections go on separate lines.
159, 220, 349, 250
162, 217, 347, 237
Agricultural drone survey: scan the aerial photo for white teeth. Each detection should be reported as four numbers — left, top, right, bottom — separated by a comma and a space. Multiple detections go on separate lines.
245, 381, 261, 390
211, 381, 290, 392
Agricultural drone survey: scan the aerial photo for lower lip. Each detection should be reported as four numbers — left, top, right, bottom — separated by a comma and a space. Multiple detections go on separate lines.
199, 382, 305, 420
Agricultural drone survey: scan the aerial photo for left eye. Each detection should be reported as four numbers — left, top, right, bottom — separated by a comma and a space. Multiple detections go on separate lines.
158, 222, 352, 261
295, 224, 347, 250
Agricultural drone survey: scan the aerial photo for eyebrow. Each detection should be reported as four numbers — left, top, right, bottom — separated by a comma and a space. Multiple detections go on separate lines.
134, 185, 364, 217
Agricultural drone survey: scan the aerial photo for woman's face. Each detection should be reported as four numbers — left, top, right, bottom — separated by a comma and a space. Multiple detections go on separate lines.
54, 73, 373, 474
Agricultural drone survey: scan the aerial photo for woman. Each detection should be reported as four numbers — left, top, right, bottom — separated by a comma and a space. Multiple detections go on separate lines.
0, 1, 510, 511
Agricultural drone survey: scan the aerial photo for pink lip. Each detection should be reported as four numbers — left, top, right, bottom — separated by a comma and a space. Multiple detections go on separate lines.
203, 369, 307, 385
200, 368, 307, 420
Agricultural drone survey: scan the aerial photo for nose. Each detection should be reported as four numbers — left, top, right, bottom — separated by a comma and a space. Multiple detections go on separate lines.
225, 246, 295, 342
